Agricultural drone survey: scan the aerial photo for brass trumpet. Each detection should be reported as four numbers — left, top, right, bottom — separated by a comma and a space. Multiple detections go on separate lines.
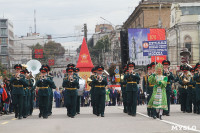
96, 74, 103, 82
68, 75, 74, 82
16, 73, 22, 80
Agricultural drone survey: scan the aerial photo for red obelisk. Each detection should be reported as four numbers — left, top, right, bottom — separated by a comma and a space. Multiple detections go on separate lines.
76, 37, 94, 90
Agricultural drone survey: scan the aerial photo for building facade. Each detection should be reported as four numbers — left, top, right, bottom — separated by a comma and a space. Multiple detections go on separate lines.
0, 19, 14, 69
168, 3, 200, 68
10, 33, 51, 68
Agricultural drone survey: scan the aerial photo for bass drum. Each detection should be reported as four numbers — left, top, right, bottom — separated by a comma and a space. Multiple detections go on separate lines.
78, 78, 86, 96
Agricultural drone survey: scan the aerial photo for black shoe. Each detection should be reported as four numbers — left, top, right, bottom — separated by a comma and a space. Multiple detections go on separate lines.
159, 115, 163, 120
23, 116, 27, 118
123, 110, 127, 113
131, 114, 136, 117
97, 114, 100, 116
101, 114, 104, 117
18, 116, 22, 119
48, 112, 52, 116
71, 116, 74, 118
128, 113, 131, 116
153, 116, 157, 119
15, 114, 18, 118
39, 113, 42, 118
166, 114, 170, 116
43, 116, 48, 119
77, 112, 80, 114
67, 113, 71, 117
156, 113, 159, 118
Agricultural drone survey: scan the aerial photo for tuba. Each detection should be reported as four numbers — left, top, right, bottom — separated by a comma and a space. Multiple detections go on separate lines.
182, 72, 191, 89
26, 59, 42, 85
87, 77, 92, 85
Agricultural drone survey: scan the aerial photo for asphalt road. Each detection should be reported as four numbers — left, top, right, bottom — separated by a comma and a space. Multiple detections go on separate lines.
0, 105, 199, 133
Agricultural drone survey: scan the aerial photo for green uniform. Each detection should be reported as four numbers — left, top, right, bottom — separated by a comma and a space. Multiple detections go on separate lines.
29, 78, 35, 115
62, 74, 79, 117
92, 75, 107, 116
120, 74, 127, 113
76, 76, 81, 114
179, 75, 188, 112
10, 74, 28, 119
163, 72, 174, 115
22, 78, 28, 118
89, 75, 96, 115
193, 73, 200, 114
124, 73, 140, 116
187, 77, 195, 113
35, 78, 54, 118
47, 75, 56, 116
143, 74, 154, 117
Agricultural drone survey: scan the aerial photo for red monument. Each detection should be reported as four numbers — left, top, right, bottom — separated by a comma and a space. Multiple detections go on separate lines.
76, 37, 94, 90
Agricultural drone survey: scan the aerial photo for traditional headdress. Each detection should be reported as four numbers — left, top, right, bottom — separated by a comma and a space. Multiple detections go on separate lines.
155, 63, 163, 71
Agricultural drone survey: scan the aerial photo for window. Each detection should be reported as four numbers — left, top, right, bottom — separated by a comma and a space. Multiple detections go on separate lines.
1, 57, 7, 64
0, 21, 6, 27
1, 29, 7, 36
1, 38, 6, 44
184, 35, 192, 52
1, 46, 7, 54
180, 6, 200, 15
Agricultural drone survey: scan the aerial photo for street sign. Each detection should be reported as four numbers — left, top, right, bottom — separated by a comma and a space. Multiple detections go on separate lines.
114, 69, 119, 74
143, 40, 168, 56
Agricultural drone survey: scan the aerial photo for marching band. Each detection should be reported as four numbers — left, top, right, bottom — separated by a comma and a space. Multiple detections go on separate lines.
6, 59, 200, 120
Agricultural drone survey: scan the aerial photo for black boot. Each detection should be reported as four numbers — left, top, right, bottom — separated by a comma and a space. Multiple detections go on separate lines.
39, 113, 42, 118
159, 115, 163, 120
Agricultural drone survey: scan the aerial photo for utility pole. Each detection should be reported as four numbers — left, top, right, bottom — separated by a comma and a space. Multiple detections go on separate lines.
34, 9, 36, 33
158, 0, 162, 28
83, 23, 87, 42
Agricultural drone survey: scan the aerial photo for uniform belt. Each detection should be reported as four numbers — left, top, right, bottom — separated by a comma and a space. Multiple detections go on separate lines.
149, 85, 154, 87
95, 85, 105, 88
13, 85, 23, 87
167, 82, 170, 84
123, 85, 126, 87
196, 82, 200, 84
192, 87, 195, 89
65, 88, 77, 90
39, 87, 48, 89
127, 82, 137, 84
188, 85, 193, 87
24, 88, 26, 90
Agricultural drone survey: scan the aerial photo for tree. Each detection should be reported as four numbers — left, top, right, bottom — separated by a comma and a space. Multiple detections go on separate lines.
89, 35, 111, 65
30, 41, 65, 64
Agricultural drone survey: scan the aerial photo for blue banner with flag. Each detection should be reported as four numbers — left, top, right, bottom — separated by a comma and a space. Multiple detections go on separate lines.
143, 40, 168, 56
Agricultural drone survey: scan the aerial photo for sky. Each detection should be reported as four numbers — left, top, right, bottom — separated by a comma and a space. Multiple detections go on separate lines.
0, 0, 141, 43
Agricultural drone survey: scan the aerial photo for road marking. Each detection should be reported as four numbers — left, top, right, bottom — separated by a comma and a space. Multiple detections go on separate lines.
11, 118, 17, 120
1, 121, 9, 125
118, 107, 200, 132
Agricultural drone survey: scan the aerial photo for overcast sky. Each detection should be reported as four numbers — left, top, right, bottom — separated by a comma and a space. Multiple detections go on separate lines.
1, 0, 140, 43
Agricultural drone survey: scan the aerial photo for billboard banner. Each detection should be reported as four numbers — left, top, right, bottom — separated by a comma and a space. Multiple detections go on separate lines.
143, 40, 168, 56
128, 28, 166, 65
151, 55, 167, 63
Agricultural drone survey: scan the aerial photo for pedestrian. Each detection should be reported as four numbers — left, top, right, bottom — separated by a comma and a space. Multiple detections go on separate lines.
10, 64, 28, 119
124, 62, 140, 116
35, 67, 55, 119
62, 66, 79, 118
54, 88, 61, 108
110, 87, 117, 106
105, 87, 110, 106
148, 63, 168, 120
92, 66, 108, 117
